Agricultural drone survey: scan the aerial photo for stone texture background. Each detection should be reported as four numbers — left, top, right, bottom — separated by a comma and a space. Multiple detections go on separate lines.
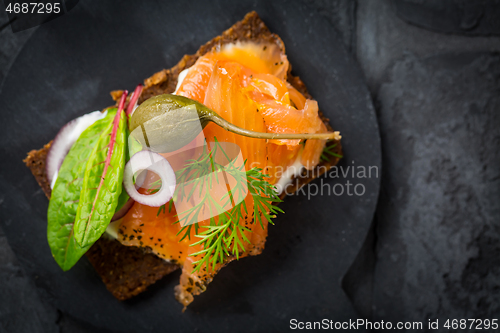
1, 0, 499, 331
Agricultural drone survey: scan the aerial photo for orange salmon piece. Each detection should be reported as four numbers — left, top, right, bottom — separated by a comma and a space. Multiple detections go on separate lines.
117, 202, 190, 265
176, 53, 218, 103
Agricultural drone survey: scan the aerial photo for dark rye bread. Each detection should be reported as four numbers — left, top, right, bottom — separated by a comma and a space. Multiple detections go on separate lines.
24, 11, 342, 301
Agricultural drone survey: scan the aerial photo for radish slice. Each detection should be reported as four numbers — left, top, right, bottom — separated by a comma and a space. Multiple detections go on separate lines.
111, 198, 135, 221
46, 110, 108, 189
123, 151, 176, 207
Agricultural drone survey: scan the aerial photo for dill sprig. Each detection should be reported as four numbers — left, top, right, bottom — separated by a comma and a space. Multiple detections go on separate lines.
320, 141, 343, 162
189, 167, 283, 273
156, 138, 282, 273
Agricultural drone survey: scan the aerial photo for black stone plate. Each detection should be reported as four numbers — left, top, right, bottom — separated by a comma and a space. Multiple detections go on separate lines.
0, 1, 380, 331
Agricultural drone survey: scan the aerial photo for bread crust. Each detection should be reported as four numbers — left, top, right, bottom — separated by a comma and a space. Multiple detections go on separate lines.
24, 11, 342, 300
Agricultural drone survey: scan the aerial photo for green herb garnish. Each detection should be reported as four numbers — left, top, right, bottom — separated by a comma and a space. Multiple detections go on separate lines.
189, 167, 282, 273
157, 138, 283, 273
320, 141, 343, 162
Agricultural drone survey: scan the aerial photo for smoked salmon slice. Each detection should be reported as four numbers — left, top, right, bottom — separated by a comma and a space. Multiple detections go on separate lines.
116, 40, 332, 307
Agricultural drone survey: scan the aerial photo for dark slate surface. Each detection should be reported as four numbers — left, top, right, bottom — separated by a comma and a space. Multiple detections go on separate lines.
354, 0, 500, 325
2, 0, 500, 331
394, 0, 500, 36
374, 52, 500, 321
0, 227, 58, 333
356, 0, 500, 95
0, 14, 34, 87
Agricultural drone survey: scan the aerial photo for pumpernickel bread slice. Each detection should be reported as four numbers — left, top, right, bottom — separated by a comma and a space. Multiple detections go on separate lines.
24, 11, 342, 301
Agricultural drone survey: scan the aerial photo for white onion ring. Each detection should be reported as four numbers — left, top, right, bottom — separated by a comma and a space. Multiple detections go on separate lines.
123, 151, 176, 207
46, 110, 108, 189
